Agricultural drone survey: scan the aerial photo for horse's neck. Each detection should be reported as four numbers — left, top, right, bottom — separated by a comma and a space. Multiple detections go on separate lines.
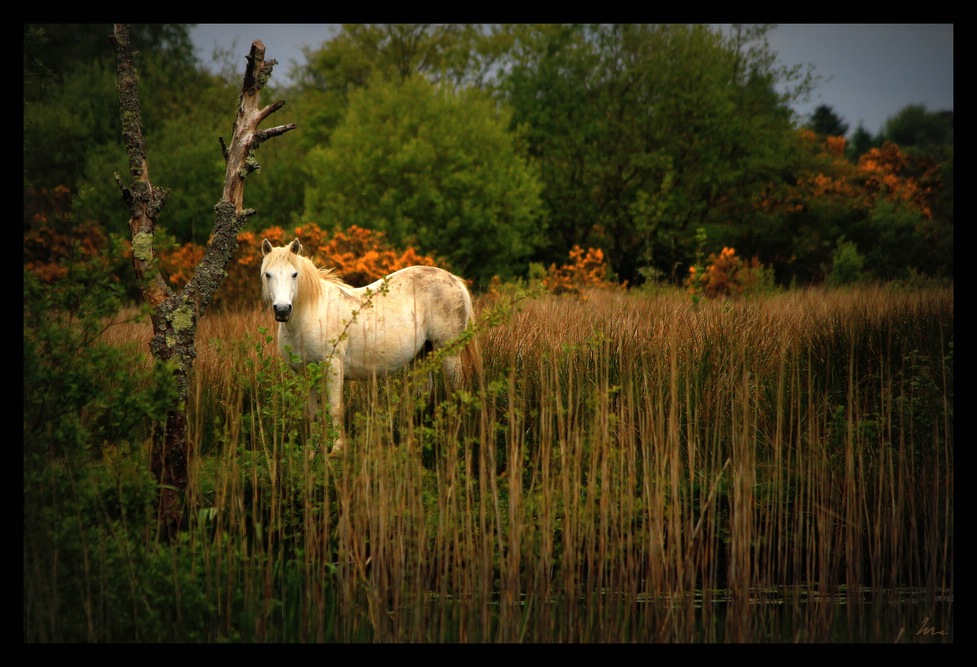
288, 278, 358, 327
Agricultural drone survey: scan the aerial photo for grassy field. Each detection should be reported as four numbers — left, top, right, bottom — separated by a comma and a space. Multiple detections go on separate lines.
24, 284, 953, 642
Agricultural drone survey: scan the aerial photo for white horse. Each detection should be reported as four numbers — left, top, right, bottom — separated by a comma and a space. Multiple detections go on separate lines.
260, 238, 478, 455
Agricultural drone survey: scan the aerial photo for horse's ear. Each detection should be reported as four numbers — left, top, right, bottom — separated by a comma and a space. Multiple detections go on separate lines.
289, 238, 303, 256
261, 238, 273, 256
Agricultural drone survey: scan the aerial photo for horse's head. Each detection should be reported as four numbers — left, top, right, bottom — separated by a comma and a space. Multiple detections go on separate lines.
261, 238, 303, 322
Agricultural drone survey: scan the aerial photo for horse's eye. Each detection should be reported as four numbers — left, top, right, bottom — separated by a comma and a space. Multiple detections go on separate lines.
292, 272, 298, 279
264, 272, 271, 279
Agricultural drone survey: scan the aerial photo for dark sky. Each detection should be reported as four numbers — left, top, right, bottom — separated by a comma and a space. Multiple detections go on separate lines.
763, 24, 953, 135
190, 23, 953, 137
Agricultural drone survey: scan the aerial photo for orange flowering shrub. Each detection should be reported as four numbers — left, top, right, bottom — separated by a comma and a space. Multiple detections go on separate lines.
762, 131, 935, 220
824, 134, 847, 159
543, 245, 612, 296
687, 246, 769, 299
302, 224, 439, 287
24, 186, 114, 283
24, 219, 112, 283
158, 243, 205, 289
25, 219, 440, 310
857, 143, 936, 218
156, 223, 442, 309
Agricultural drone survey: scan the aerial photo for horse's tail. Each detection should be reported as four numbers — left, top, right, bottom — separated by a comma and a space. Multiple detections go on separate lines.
461, 331, 483, 387
459, 285, 482, 387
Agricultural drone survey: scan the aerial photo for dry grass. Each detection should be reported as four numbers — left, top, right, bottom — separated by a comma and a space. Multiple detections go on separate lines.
93, 284, 952, 642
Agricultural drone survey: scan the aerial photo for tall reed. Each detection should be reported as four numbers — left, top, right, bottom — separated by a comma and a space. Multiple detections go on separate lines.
29, 285, 952, 642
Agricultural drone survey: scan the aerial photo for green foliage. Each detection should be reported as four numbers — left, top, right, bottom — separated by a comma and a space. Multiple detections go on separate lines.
806, 104, 849, 138
826, 237, 865, 286
23, 247, 179, 464
25, 24, 239, 245
25, 25, 197, 185
23, 23, 954, 290
498, 24, 806, 285
304, 74, 545, 286
139, 115, 228, 244
241, 127, 309, 232
686, 227, 709, 305
73, 70, 242, 244
495, 24, 605, 260
894, 342, 953, 449
24, 449, 156, 642
297, 25, 483, 94
291, 24, 491, 151
24, 24, 196, 86
23, 58, 121, 202
854, 199, 926, 281
847, 124, 882, 162
22, 245, 188, 642
882, 103, 953, 155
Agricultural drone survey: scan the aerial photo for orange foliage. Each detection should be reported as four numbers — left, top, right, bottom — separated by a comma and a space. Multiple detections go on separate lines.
757, 131, 935, 220
857, 144, 935, 218
300, 224, 438, 287
703, 246, 741, 298
25, 209, 443, 309
158, 243, 205, 289
543, 245, 611, 296
687, 247, 766, 299
24, 186, 114, 283
155, 223, 442, 309
825, 135, 847, 158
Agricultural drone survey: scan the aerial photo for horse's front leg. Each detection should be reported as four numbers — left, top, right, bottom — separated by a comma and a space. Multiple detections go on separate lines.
323, 362, 346, 456
304, 362, 345, 458
305, 383, 322, 423
303, 377, 325, 460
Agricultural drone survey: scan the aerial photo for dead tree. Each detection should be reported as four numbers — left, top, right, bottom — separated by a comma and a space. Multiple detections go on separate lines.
110, 24, 295, 534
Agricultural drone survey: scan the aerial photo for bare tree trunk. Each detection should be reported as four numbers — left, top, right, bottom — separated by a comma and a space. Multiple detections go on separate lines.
110, 24, 295, 535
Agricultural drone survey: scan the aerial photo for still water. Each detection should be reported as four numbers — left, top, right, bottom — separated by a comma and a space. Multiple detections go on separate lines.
356, 586, 954, 642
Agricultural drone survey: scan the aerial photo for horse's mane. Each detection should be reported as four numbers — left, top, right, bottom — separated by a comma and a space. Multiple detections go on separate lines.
317, 265, 347, 286
263, 246, 348, 307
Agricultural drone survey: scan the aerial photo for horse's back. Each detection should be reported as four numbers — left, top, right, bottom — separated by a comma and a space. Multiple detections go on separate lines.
384, 265, 473, 331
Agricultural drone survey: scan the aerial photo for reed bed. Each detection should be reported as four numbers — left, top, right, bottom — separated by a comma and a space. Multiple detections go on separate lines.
29, 285, 953, 642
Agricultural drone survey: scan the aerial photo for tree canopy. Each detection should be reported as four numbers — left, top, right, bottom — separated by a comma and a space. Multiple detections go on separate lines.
807, 104, 849, 138
303, 74, 544, 287
496, 24, 812, 284
24, 23, 953, 292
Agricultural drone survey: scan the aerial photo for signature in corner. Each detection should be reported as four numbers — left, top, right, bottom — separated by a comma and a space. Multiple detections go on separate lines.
916, 616, 949, 637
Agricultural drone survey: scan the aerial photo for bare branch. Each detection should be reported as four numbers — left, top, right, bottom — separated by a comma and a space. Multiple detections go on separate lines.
219, 40, 296, 213
256, 123, 298, 142
187, 38, 296, 319
257, 99, 288, 123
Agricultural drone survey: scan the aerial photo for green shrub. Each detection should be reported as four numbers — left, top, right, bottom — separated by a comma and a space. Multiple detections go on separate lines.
23, 243, 181, 641
826, 237, 865, 286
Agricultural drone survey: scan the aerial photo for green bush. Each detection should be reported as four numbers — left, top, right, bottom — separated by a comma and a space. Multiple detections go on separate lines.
826, 237, 865, 286
23, 244, 181, 641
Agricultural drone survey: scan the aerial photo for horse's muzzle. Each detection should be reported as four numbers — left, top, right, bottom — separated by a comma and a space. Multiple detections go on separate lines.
273, 304, 292, 322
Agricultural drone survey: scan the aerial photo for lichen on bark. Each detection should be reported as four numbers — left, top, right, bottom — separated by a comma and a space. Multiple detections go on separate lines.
172, 302, 195, 331
132, 232, 154, 261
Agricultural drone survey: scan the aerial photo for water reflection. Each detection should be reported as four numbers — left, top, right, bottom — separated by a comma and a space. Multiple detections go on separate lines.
404, 586, 953, 642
